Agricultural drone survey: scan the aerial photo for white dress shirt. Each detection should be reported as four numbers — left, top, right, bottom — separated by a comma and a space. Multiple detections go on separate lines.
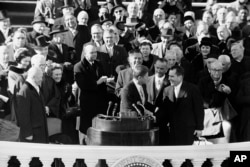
155, 75, 165, 91
133, 79, 145, 104
174, 82, 182, 98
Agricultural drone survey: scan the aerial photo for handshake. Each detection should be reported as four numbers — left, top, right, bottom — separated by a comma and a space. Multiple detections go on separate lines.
97, 76, 115, 85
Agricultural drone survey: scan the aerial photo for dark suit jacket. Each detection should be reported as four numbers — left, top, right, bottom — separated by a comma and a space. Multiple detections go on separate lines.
16, 82, 49, 143
147, 75, 169, 109
48, 43, 72, 64
74, 58, 107, 133
120, 80, 148, 113
115, 68, 133, 97
97, 44, 128, 78
162, 81, 204, 145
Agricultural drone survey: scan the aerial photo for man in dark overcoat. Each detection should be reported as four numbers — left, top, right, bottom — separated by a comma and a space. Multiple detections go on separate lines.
16, 67, 49, 143
74, 43, 108, 136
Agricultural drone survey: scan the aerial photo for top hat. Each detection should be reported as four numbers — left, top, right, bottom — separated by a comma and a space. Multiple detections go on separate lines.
200, 37, 212, 47
0, 10, 9, 21
31, 16, 46, 25
100, 13, 113, 25
49, 25, 68, 35
161, 27, 174, 37
60, 0, 74, 9
124, 17, 138, 27
35, 35, 50, 47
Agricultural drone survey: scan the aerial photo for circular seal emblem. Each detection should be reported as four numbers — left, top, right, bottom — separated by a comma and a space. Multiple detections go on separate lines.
112, 155, 162, 167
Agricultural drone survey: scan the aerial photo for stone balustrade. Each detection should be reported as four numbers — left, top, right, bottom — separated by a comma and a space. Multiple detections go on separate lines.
1, 141, 250, 167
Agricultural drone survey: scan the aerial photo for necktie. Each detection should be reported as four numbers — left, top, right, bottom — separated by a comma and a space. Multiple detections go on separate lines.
139, 86, 145, 104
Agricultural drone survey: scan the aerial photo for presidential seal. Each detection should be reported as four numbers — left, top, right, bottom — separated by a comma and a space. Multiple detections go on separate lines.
112, 155, 162, 167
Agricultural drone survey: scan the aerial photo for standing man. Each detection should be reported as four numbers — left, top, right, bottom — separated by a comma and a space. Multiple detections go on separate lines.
16, 66, 49, 143
162, 65, 204, 145
74, 43, 108, 143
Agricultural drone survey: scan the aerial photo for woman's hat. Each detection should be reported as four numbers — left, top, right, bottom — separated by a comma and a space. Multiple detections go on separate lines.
60, 0, 74, 9
200, 37, 212, 47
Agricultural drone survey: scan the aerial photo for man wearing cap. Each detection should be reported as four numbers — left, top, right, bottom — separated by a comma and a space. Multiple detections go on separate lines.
27, 16, 50, 46
151, 27, 175, 58
33, 35, 50, 58
0, 10, 13, 44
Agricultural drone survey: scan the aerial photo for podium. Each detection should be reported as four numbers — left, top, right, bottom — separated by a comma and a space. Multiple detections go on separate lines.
86, 112, 159, 146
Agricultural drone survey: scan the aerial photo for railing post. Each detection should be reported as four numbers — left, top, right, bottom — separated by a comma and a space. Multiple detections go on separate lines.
39, 157, 54, 167
170, 159, 185, 167
62, 158, 76, 167
19, 157, 31, 167
84, 159, 99, 167
191, 159, 206, 167
211, 158, 224, 167
0, 155, 10, 167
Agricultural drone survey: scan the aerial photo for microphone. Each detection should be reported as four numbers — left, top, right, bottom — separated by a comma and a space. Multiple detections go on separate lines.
154, 107, 159, 113
132, 103, 142, 116
106, 101, 113, 116
112, 103, 118, 116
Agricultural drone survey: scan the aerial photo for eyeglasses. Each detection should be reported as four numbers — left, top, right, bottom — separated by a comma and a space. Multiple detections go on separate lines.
115, 10, 123, 13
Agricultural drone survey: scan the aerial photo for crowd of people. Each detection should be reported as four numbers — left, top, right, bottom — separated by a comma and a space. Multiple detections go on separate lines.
0, 0, 250, 146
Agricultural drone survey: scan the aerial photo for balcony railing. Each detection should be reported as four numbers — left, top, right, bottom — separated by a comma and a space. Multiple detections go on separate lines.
1, 141, 250, 167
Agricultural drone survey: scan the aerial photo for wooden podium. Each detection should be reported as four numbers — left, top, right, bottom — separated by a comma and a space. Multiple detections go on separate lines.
86, 112, 159, 146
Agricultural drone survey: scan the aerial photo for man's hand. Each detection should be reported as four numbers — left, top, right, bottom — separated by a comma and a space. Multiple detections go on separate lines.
45, 106, 50, 116
25, 135, 33, 141
97, 76, 107, 85
194, 130, 202, 138
221, 84, 231, 94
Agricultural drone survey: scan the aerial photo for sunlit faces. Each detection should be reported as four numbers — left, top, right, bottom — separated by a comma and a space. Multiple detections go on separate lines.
13, 31, 26, 48
0, 45, 10, 64
91, 25, 103, 42
209, 61, 223, 81
19, 56, 31, 70
238, 9, 248, 21
109, 26, 120, 44
231, 43, 244, 61
129, 52, 143, 69
216, 7, 227, 24
154, 60, 168, 78
64, 15, 77, 29
52, 33, 65, 44
99, 7, 109, 18
225, 14, 237, 30
33, 22, 46, 34
165, 51, 177, 68
168, 69, 182, 86
153, 9, 165, 24
52, 68, 63, 83
103, 31, 114, 47
217, 25, 230, 41
168, 14, 177, 26
140, 45, 151, 61
202, 12, 214, 26
200, 45, 211, 57
184, 20, 194, 30
0, 18, 10, 30
34, 68, 43, 86
127, 3, 139, 18
77, 11, 89, 25
138, 72, 148, 85
84, 44, 97, 62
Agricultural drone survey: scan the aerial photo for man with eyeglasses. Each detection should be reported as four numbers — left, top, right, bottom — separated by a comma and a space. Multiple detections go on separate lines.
111, 5, 126, 23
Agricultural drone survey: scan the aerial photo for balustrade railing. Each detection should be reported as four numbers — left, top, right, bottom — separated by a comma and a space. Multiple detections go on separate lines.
1, 141, 250, 167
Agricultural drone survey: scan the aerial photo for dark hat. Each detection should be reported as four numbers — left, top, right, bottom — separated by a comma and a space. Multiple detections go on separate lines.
31, 16, 46, 25
183, 15, 194, 23
200, 37, 212, 47
111, 4, 126, 16
60, 0, 74, 9
100, 13, 113, 25
124, 17, 138, 27
161, 27, 174, 37
206, 53, 218, 59
49, 25, 68, 35
35, 35, 50, 47
114, 16, 126, 31
0, 10, 9, 21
